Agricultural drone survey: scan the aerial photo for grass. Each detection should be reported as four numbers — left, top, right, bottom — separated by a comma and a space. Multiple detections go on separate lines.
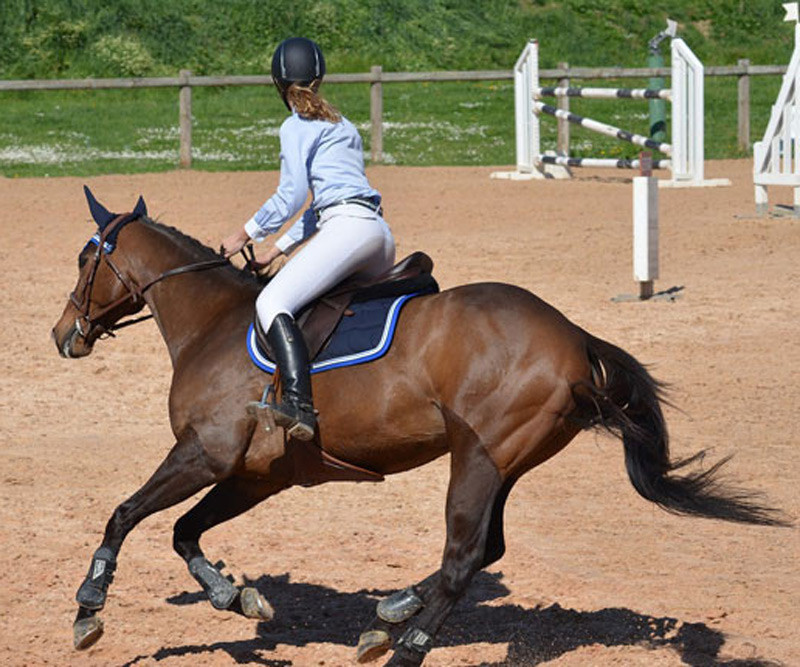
0, 74, 785, 178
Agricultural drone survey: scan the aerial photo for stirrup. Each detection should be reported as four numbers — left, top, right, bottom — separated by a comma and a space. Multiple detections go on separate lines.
249, 385, 316, 441
247, 385, 278, 433
270, 402, 317, 441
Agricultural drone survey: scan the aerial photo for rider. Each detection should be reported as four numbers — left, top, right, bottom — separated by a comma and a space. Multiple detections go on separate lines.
221, 37, 396, 441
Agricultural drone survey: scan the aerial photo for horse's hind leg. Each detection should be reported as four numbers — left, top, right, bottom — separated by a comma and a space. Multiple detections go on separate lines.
73, 429, 233, 650
172, 475, 286, 620
380, 406, 503, 666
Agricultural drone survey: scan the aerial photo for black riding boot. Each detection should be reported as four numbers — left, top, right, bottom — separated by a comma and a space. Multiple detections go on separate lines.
260, 313, 317, 441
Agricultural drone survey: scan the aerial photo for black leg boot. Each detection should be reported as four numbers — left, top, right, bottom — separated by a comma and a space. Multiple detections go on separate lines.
261, 313, 317, 441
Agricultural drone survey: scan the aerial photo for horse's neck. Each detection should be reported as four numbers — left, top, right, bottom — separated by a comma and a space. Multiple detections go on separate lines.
123, 222, 255, 366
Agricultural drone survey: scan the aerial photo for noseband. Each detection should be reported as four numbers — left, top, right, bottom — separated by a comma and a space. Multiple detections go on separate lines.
69, 214, 228, 339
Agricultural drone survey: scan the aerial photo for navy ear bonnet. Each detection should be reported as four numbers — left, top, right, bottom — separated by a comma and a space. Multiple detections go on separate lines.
84, 185, 147, 253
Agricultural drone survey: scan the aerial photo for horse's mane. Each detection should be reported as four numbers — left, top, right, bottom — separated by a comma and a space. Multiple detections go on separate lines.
142, 216, 263, 286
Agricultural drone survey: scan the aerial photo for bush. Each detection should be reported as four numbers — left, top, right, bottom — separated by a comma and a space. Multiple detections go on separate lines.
90, 35, 158, 77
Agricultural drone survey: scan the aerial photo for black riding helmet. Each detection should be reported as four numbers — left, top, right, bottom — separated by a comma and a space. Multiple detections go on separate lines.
271, 37, 326, 111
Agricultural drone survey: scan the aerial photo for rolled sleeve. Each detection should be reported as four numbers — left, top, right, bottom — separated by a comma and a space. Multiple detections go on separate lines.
274, 208, 318, 253
244, 216, 265, 241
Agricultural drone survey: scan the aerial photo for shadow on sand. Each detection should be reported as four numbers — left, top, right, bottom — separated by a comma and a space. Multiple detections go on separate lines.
119, 571, 781, 667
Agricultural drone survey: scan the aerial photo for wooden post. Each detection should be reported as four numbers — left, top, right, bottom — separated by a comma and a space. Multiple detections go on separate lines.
737, 59, 750, 152
557, 61, 570, 155
370, 65, 383, 163
179, 69, 192, 169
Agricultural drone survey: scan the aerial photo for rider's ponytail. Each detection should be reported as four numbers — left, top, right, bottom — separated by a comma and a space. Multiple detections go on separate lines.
286, 82, 342, 123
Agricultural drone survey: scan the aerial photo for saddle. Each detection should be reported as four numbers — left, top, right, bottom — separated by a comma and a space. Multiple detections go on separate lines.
256, 251, 438, 361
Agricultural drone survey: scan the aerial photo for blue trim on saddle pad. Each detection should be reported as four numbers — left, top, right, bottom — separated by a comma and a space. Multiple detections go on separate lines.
247, 293, 422, 375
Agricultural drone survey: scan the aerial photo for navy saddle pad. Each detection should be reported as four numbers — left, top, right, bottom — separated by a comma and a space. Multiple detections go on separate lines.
247, 291, 431, 375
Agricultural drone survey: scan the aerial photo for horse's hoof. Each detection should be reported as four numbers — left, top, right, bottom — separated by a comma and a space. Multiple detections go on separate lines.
239, 587, 274, 621
377, 587, 424, 624
73, 614, 104, 650
356, 629, 392, 663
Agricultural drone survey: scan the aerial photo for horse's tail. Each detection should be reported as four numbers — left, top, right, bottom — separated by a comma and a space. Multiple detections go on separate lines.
572, 334, 789, 527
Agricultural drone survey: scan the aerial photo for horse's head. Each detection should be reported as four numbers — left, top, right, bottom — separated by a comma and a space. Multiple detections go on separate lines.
52, 187, 149, 358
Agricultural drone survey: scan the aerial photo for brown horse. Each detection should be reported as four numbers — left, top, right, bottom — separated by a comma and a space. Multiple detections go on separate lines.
51, 190, 787, 666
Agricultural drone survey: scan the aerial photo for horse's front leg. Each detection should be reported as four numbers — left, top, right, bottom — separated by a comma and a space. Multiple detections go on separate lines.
356, 572, 438, 662
73, 428, 235, 650
386, 425, 502, 665
358, 479, 516, 663
172, 475, 289, 620
358, 408, 506, 666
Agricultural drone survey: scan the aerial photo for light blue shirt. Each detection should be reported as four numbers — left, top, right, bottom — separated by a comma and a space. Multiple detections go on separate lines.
244, 112, 380, 251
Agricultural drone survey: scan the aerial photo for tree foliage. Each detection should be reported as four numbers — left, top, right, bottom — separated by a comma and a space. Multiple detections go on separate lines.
0, 0, 793, 79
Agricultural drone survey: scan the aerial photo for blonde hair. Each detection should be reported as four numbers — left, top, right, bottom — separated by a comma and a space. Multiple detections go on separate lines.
286, 81, 341, 123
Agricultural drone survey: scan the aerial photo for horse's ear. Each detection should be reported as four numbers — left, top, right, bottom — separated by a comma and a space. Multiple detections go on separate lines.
132, 195, 147, 218
83, 185, 116, 228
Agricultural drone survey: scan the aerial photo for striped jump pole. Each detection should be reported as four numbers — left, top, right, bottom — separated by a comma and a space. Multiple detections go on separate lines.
536, 86, 672, 101
539, 154, 671, 170
533, 101, 672, 155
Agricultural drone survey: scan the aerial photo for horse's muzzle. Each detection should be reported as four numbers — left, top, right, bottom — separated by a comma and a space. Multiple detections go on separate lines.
52, 322, 93, 359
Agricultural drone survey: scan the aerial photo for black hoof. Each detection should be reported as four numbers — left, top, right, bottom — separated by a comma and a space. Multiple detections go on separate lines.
73, 611, 104, 650
239, 587, 274, 621
377, 587, 424, 623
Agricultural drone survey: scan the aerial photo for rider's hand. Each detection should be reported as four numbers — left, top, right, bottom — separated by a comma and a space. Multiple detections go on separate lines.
220, 227, 250, 258
250, 244, 287, 278
253, 244, 283, 269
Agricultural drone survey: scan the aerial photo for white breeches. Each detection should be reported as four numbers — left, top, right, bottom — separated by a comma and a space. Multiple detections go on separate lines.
256, 204, 396, 331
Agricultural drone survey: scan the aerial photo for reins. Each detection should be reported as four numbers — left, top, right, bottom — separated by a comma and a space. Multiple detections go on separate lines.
71, 214, 251, 338
106, 257, 230, 332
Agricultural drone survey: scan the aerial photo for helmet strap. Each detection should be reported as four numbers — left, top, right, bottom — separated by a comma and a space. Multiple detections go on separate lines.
273, 76, 292, 111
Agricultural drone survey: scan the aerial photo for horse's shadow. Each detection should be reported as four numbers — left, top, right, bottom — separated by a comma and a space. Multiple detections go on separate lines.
120, 571, 781, 667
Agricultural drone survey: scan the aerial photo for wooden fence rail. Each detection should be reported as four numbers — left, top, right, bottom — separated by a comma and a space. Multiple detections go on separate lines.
0, 62, 788, 167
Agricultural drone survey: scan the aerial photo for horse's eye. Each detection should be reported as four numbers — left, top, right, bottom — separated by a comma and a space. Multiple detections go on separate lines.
78, 254, 88, 269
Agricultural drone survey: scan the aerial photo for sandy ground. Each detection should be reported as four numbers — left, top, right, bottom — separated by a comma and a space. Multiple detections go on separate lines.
0, 160, 798, 667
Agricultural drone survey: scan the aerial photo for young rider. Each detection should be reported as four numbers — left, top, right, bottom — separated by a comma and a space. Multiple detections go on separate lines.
220, 37, 396, 441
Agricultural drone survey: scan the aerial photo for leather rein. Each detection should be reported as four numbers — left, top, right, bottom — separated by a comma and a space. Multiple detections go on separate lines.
69, 213, 236, 339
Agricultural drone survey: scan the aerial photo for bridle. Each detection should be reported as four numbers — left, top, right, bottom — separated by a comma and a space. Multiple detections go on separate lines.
69, 214, 230, 340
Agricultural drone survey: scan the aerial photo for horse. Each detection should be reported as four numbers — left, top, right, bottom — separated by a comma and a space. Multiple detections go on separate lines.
51, 189, 787, 666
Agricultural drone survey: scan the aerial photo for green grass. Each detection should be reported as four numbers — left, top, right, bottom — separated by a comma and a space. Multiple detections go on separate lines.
0, 74, 785, 178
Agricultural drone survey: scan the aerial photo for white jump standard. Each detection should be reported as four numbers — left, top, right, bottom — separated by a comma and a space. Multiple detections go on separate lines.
753, 2, 800, 214
493, 21, 729, 188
